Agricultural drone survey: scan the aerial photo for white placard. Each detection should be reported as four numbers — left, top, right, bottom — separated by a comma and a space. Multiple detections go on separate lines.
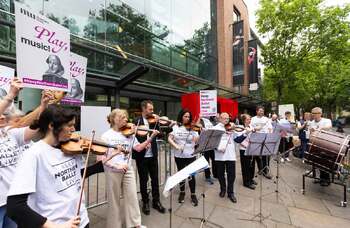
278, 104, 295, 122
163, 156, 209, 197
200, 90, 217, 117
15, 2, 70, 91
81, 106, 111, 139
61, 53, 87, 105
0, 65, 14, 97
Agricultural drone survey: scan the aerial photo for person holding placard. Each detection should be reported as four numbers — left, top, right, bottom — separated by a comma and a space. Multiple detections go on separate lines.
168, 109, 199, 206
0, 79, 51, 228
100, 108, 153, 228
213, 112, 248, 203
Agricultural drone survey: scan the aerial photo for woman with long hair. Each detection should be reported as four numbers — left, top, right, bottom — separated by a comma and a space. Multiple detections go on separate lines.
168, 109, 199, 206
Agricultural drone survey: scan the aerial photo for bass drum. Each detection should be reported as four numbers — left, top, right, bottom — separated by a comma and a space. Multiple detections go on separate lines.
305, 130, 350, 173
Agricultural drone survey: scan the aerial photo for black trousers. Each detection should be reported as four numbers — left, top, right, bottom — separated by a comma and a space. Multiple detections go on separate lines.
279, 137, 293, 158
320, 170, 331, 182
215, 161, 236, 195
240, 150, 255, 186
255, 156, 270, 174
135, 157, 160, 203
204, 150, 217, 178
175, 157, 196, 193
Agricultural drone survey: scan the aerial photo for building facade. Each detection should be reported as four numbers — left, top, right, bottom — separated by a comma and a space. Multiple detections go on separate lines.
0, 0, 265, 118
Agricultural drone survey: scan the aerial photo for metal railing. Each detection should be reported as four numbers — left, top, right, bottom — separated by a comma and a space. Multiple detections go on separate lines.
84, 140, 172, 209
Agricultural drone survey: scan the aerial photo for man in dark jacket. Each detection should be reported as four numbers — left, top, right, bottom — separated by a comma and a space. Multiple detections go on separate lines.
133, 100, 166, 215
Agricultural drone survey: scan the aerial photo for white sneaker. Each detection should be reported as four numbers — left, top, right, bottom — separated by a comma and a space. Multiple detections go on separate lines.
140, 225, 147, 228
286, 158, 291, 162
280, 158, 285, 163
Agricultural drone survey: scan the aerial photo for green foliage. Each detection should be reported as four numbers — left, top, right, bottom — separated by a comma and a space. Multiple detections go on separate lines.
256, 0, 350, 114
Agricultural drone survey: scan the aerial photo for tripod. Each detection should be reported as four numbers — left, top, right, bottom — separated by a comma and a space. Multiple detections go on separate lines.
188, 130, 224, 228
240, 133, 280, 226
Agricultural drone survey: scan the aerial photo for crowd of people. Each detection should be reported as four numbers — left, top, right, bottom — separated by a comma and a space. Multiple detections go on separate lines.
0, 78, 343, 228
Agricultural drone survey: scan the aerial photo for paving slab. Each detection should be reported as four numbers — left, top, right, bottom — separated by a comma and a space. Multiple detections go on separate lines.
288, 207, 350, 228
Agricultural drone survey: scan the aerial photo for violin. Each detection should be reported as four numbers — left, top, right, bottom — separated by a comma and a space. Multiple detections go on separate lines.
146, 114, 158, 125
146, 113, 174, 125
120, 123, 156, 137
184, 123, 202, 132
61, 133, 128, 156
225, 122, 245, 132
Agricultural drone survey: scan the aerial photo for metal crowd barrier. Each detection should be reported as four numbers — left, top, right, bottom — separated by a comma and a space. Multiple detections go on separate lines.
84, 140, 172, 209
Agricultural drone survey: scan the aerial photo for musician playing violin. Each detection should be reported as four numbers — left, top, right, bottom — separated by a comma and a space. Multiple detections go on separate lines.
168, 109, 199, 206
0, 79, 51, 228
100, 108, 155, 228
212, 112, 249, 204
132, 100, 165, 216
7, 105, 92, 228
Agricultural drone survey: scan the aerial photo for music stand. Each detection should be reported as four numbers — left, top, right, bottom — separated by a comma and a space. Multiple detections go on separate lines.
271, 122, 297, 203
241, 133, 280, 225
189, 129, 224, 228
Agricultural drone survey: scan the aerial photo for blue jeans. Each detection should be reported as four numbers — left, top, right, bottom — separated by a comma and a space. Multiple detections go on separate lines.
299, 139, 309, 159
0, 205, 17, 228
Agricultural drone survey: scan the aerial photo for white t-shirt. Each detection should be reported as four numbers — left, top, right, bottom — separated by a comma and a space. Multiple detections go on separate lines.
142, 117, 153, 158
251, 116, 272, 133
170, 125, 198, 158
213, 123, 237, 161
0, 127, 27, 206
7, 140, 89, 227
101, 129, 139, 172
309, 118, 332, 131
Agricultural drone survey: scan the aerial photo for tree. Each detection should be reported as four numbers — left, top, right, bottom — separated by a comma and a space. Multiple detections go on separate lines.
256, 0, 350, 115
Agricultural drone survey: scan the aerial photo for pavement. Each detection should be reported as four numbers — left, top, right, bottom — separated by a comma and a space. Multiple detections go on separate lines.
86, 130, 350, 228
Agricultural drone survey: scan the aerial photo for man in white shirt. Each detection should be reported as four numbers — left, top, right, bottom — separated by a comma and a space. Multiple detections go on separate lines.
309, 107, 332, 186
251, 106, 273, 179
213, 112, 247, 203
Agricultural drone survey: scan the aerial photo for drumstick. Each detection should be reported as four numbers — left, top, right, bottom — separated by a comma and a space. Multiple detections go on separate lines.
76, 130, 95, 216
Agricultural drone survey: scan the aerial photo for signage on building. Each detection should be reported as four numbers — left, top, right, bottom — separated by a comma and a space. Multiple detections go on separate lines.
248, 39, 258, 83
15, 2, 70, 91
232, 20, 244, 85
61, 53, 87, 105
200, 90, 217, 117
0, 65, 14, 98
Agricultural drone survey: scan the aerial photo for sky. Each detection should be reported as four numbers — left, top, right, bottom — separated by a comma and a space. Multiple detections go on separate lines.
243, 0, 350, 43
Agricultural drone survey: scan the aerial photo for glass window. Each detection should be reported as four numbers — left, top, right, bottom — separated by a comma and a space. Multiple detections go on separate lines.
43, 0, 106, 43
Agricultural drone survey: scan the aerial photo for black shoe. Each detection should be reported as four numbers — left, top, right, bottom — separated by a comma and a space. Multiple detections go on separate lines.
244, 184, 256, 190
228, 194, 237, 203
252, 180, 258, 185
178, 192, 185, 203
152, 201, 166, 214
219, 191, 225, 198
263, 172, 272, 179
191, 194, 198, 207
142, 202, 150, 215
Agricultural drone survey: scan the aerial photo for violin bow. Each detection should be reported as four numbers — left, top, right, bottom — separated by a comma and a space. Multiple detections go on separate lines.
76, 130, 95, 216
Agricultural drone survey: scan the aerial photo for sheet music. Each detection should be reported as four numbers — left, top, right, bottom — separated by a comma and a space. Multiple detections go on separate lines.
163, 156, 209, 197
194, 129, 224, 154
